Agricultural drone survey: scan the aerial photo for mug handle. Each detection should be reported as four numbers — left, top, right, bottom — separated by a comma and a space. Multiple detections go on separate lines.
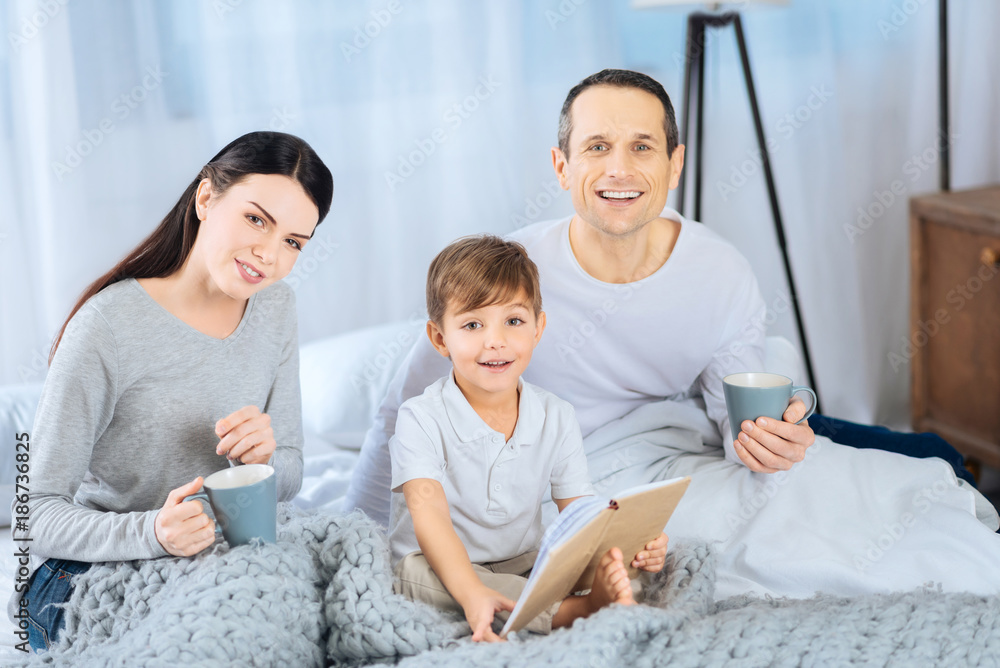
183, 492, 223, 535
790, 386, 817, 424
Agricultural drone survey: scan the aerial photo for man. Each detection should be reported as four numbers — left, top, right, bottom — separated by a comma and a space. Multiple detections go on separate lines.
346, 70, 1000, 599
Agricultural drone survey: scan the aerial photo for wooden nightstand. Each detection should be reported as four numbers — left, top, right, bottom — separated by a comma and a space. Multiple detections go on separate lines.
910, 186, 1000, 469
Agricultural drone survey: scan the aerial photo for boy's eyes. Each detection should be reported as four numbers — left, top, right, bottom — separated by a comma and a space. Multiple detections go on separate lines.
460, 318, 525, 329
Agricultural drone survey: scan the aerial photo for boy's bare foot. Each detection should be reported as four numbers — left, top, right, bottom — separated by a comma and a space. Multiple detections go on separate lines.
587, 547, 635, 611
552, 546, 634, 629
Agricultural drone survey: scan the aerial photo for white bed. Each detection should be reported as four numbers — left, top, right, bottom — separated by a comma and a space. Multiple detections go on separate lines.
1, 321, 997, 661
0, 527, 20, 661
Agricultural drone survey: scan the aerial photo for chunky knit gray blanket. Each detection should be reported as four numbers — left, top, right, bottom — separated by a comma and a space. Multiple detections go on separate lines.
15, 506, 1000, 667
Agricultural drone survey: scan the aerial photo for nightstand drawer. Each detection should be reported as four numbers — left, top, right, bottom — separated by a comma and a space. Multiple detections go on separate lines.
911, 186, 1000, 467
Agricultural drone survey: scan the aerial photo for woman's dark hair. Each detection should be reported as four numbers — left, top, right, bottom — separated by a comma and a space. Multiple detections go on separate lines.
49, 131, 334, 362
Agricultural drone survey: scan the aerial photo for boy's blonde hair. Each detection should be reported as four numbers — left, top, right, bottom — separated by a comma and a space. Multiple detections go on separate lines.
426, 235, 542, 326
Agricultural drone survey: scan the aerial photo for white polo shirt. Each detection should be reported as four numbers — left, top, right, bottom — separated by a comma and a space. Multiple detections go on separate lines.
388, 373, 594, 566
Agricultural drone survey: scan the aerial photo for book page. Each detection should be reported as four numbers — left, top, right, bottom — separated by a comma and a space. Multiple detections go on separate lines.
501, 506, 614, 636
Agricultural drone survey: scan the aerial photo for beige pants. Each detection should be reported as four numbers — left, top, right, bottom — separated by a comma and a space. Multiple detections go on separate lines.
394, 550, 561, 635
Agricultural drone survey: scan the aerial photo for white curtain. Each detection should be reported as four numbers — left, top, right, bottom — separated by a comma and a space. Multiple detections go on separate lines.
1, 0, 998, 431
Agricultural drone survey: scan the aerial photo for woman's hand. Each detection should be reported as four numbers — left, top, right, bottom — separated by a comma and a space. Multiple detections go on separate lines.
215, 405, 275, 465
154, 477, 217, 557
632, 532, 668, 573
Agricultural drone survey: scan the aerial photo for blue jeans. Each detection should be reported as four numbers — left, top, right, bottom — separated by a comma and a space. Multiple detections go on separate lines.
809, 413, 975, 487
25, 558, 91, 652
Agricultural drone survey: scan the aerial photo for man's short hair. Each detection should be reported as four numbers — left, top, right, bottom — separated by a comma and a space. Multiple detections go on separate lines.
426, 235, 542, 326
557, 69, 679, 158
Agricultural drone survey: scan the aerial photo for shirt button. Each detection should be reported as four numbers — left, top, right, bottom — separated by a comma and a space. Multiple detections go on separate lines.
494, 484, 501, 491
493, 436, 502, 444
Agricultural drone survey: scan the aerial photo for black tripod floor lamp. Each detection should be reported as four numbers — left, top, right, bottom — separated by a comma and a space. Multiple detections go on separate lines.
636, 0, 821, 410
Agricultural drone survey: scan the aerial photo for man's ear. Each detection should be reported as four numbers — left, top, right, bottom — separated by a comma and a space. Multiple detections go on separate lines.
667, 144, 686, 190
195, 178, 213, 221
551, 147, 570, 190
426, 320, 451, 359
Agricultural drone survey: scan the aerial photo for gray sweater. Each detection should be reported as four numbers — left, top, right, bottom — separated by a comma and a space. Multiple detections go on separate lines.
13, 278, 304, 599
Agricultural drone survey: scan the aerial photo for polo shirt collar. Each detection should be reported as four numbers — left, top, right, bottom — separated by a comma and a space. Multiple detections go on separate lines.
441, 371, 543, 446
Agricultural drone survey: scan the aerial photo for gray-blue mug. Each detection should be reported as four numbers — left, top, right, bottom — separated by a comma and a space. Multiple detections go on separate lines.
185, 463, 277, 546
723, 372, 817, 442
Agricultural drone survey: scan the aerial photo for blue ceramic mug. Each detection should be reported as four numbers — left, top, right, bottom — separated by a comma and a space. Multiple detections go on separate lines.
723, 372, 817, 442
185, 463, 277, 546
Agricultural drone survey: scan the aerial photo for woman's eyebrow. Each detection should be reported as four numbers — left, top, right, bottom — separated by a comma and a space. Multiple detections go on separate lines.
249, 200, 312, 240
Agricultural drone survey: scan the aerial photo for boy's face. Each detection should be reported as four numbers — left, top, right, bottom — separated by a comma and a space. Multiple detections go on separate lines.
427, 291, 546, 405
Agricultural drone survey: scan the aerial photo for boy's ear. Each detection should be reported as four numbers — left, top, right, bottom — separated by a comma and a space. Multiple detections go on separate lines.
426, 320, 451, 359
534, 311, 547, 346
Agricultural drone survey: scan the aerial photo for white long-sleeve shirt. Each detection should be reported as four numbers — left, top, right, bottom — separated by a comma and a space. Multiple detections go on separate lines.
346, 210, 766, 526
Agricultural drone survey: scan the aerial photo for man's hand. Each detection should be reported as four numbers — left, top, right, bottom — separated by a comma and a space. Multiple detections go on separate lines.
631, 532, 668, 572
734, 398, 815, 473
215, 406, 275, 465
461, 585, 515, 642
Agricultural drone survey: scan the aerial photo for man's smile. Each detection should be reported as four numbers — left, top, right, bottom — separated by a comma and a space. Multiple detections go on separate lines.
598, 189, 643, 202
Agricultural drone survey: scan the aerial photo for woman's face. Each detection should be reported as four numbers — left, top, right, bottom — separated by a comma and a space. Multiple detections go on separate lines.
194, 173, 319, 300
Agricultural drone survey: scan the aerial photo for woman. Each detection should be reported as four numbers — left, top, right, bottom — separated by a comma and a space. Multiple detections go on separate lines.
14, 131, 334, 651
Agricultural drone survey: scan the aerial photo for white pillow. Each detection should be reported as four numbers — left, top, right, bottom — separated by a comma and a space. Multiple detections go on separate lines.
297, 325, 805, 445
0, 383, 44, 527
763, 336, 808, 387
299, 320, 423, 448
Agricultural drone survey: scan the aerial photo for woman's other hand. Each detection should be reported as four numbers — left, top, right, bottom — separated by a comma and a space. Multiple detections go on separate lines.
154, 477, 217, 557
215, 405, 275, 465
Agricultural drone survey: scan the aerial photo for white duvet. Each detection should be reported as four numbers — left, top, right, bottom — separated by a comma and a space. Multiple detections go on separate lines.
566, 396, 1000, 600
292, 394, 1000, 601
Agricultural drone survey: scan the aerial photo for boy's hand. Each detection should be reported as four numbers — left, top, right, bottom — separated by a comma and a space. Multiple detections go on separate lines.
631, 532, 668, 573
462, 586, 515, 642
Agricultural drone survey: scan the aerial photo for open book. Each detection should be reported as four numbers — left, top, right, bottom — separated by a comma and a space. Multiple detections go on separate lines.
501, 475, 691, 636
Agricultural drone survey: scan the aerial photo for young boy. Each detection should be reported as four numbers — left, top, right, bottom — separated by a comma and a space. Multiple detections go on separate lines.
388, 235, 668, 641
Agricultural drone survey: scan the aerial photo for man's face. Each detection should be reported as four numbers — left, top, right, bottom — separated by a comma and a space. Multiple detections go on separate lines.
552, 85, 684, 238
